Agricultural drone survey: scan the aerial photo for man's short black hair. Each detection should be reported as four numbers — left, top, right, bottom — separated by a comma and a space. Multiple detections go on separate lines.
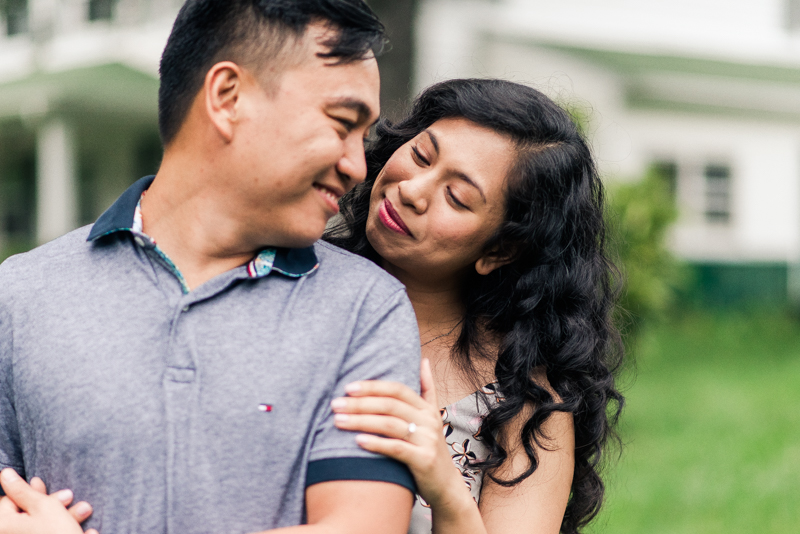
158, 0, 386, 146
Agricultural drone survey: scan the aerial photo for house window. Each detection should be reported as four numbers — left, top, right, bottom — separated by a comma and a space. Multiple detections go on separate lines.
2, 0, 28, 36
704, 164, 731, 223
89, 0, 117, 21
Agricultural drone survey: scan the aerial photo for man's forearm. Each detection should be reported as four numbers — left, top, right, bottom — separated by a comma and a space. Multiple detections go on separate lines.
262, 480, 412, 534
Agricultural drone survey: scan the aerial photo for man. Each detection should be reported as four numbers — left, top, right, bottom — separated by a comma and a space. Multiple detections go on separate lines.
0, 1, 419, 533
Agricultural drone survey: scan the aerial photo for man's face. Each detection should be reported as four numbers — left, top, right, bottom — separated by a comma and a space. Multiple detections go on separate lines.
229, 23, 380, 250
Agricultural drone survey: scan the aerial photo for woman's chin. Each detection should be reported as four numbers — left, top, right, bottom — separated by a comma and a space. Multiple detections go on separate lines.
366, 217, 394, 254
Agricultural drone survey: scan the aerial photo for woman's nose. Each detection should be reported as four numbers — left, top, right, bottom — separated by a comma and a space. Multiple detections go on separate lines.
397, 176, 429, 213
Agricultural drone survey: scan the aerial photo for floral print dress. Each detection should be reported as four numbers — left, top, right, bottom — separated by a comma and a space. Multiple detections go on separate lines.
407, 384, 504, 534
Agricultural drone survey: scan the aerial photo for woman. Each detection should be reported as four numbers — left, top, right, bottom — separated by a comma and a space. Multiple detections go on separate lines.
324, 78, 623, 534
0, 78, 622, 534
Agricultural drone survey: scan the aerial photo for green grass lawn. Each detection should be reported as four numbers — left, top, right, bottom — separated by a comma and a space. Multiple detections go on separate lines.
590, 310, 800, 534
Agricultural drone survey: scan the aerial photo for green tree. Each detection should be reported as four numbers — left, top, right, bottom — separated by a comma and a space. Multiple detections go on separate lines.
607, 166, 685, 337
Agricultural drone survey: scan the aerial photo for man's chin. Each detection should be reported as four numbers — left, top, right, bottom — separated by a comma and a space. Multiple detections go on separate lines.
268, 226, 327, 250
282, 237, 320, 249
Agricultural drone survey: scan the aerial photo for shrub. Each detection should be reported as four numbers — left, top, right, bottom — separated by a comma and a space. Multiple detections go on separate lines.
607, 166, 685, 336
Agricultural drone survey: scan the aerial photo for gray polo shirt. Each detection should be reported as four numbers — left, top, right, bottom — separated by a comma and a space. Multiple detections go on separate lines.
0, 176, 420, 533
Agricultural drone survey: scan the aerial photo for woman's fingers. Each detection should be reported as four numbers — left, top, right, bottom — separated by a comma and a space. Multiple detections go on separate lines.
52, 490, 74, 507
0, 469, 93, 527
0, 495, 20, 514
331, 395, 430, 424
419, 358, 438, 407
343, 380, 428, 409
335, 413, 427, 440
29, 477, 47, 495
26, 477, 77, 510
68, 501, 93, 524
0, 469, 41, 513
353, 434, 419, 465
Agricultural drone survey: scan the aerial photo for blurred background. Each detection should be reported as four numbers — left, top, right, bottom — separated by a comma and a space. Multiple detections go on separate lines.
0, 0, 798, 532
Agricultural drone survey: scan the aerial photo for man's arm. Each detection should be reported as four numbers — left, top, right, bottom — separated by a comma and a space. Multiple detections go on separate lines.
0, 301, 25, 493
267, 276, 419, 534
258, 481, 413, 534
0, 473, 411, 534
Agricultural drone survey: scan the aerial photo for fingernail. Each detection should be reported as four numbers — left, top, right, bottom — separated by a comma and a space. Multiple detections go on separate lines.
344, 383, 361, 393
355, 434, 370, 444
331, 398, 347, 409
54, 489, 74, 504
0, 468, 20, 482
334, 413, 349, 423
74, 502, 92, 518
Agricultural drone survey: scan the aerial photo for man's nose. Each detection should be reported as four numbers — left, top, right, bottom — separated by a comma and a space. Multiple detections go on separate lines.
337, 136, 368, 191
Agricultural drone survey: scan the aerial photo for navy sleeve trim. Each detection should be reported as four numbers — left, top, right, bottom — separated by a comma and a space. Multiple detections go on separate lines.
306, 457, 416, 494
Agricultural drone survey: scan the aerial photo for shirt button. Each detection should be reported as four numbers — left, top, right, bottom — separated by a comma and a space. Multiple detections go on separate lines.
182, 306, 190, 313
134, 237, 145, 248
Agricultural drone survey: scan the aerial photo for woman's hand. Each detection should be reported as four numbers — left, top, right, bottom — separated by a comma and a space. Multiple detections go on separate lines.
0, 468, 97, 534
332, 359, 472, 510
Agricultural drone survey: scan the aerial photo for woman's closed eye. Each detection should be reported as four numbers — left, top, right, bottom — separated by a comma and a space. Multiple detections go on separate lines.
411, 145, 430, 166
446, 186, 469, 209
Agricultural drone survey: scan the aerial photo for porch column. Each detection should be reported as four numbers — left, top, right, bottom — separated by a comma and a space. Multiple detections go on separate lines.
36, 117, 78, 244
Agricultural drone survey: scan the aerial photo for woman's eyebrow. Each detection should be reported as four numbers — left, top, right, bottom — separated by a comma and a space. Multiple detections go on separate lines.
454, 172, 487, 203
424, 130, 440, 154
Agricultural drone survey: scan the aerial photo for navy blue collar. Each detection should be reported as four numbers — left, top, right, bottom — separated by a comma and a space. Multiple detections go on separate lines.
87, 175, 319, 278
87, 175, 155, 241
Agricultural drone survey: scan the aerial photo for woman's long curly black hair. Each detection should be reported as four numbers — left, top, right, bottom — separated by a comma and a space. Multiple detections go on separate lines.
324, 78, 624, 534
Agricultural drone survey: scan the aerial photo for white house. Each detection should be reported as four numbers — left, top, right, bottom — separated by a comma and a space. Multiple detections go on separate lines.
414, 0, 800, 304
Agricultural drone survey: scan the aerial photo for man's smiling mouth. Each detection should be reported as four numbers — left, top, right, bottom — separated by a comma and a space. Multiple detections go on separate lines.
314, 183, 343, 214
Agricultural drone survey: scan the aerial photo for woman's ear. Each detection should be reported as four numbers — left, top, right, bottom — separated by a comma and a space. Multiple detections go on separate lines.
204, 61, 243, 143
475, 250, 514, 276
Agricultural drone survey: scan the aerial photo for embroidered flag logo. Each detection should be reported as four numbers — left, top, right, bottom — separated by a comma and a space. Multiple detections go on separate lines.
258, 404, 273, 413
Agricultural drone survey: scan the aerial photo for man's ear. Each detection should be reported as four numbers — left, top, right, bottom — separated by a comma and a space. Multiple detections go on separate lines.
204, 61, 243, 143
475, 250, 515, 276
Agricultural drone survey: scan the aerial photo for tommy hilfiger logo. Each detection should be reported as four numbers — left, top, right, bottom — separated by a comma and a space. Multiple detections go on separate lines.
258, 404, 273, 412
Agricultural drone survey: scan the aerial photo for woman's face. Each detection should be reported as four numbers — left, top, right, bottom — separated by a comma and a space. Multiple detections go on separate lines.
366, 117, 517, 282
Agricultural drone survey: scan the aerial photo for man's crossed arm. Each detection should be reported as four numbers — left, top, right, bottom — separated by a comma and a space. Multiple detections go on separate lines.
0, 468, 413, 534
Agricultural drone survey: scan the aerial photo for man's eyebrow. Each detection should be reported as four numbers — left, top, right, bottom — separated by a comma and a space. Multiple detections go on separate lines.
425, 129, 486, 203
329, 97, 378, 125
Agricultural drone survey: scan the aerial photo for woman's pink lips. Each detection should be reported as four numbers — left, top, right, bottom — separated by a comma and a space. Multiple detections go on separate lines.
379, 199, 412, 236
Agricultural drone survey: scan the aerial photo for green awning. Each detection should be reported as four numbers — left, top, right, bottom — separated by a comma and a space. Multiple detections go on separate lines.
0, 62, 159, 120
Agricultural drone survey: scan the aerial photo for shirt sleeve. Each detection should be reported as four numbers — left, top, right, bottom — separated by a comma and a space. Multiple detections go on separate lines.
306, 286, 420, 493
0, 299, 25, 495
